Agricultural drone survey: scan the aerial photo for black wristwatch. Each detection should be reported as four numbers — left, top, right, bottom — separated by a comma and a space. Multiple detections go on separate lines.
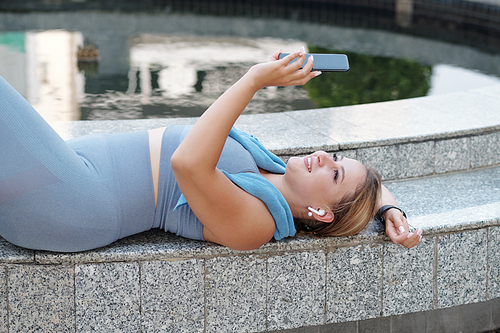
375, 205, 407, 225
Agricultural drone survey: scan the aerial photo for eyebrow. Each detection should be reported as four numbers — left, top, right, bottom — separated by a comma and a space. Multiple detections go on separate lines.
341, 166, 345, 183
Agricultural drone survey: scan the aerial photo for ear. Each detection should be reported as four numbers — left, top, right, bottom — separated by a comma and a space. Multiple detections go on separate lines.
313, 210, 334, 223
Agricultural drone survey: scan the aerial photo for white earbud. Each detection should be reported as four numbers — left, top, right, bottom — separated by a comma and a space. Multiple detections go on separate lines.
308, 207, 325, 217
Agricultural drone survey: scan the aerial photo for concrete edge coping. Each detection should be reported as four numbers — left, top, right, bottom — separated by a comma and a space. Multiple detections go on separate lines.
50, 85, 500, 153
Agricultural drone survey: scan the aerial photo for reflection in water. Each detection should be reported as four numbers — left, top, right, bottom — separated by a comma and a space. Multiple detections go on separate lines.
305, 46, 432, 108
0, 30, 83, 123
1, 27, 500, 122
429, 64, 500, 95
30, 31, 84, 122
76, 35, 315, 120
0, 30, 315, 121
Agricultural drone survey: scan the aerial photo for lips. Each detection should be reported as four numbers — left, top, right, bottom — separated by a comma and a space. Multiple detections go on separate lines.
304, 156, 312, 172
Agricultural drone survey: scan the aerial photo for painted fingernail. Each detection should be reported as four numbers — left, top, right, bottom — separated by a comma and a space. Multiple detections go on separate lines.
406, 232, 414, 239
417, 229, 422, 236
398, 226, 405, 234
314, 71, 322, 77
300, 46, 306, 56
309, 54, 314, 62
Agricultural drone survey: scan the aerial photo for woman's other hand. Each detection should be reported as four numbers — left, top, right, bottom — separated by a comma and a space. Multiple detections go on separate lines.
385, 209, 422, 249
247, 47, 321, 90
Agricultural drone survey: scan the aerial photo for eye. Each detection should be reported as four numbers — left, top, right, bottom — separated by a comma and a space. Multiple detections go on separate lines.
333, 169, 339, 183
332, 153, 344, 162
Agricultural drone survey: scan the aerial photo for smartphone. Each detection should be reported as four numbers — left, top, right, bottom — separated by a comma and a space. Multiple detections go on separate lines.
278, 53, 349, 72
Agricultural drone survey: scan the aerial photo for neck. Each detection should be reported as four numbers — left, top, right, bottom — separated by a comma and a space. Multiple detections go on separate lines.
259, 169, 300, 218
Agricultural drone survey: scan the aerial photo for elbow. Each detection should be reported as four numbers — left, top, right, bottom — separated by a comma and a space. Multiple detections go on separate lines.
222, 227, 274, 251
170, 150, 183, 173
225, 239, 268, 252
170, 150, 193, 182
170, 149, 194, 177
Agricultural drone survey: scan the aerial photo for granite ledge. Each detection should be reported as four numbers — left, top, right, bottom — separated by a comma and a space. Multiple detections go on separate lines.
411, 218, 500, 237
0, 219, 388, 265
31, 229, 387, 265
23, 217, 500, 265
0, 238, 35, 264
49, 85, 500, 154
332, 125, 500, 151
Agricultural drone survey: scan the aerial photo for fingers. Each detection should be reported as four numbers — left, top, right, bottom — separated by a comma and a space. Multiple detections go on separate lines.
278, 47, 306, 64
269, 49, 282, 62
285, 54, 322, 85
403, 231, 422, 248
288, 56, 318, 84
255, 47, 321, 88
389, 228, 422, 249
405, 228, 423, 246
278, 48, 308, 73
279, 46, 318, 74
302, 54, 315, 73
390, 211, 408, 232
385, 210, 422, 249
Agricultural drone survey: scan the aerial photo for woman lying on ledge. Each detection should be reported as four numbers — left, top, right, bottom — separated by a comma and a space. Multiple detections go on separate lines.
0, 48, 421, 252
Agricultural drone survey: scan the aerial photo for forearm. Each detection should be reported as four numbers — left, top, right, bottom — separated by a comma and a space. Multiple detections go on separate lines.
171, 50, 313, 175
377, 184, 398, 210
172, 49, 315, 181
172, 72, 259, 173
379, 183, 421, 248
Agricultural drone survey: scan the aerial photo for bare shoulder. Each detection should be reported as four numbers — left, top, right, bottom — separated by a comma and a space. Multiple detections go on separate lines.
201, 186, 276, 251
173, 159, 276, 251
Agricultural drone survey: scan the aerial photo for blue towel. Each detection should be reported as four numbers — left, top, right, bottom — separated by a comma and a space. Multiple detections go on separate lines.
174, 127, 296, 240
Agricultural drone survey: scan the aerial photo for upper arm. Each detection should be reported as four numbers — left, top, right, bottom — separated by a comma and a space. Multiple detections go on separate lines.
171, 158, 275, 250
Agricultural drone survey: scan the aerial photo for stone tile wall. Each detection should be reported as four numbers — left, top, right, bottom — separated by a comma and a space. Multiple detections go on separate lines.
0, 225, 499, 332
347, 131, 500, 181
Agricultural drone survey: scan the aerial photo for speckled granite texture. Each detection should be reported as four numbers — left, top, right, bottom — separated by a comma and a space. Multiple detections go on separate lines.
1, 50, 500, 333
327, 244, 383, 323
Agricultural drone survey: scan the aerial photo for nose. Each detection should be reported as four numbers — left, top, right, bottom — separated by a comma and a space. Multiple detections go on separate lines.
317, 151, 336, 167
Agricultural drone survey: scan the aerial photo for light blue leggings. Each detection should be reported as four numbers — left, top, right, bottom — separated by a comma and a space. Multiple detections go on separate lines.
0, 76, 156, 252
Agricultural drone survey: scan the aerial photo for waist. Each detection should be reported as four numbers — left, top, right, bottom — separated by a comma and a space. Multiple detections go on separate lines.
105, 130, 156, 238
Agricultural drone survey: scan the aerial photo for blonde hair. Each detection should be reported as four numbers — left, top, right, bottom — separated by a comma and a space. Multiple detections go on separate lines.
294, 166, 381, 236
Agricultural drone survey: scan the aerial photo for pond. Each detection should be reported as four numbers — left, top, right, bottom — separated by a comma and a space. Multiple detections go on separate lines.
0, 11, 499, 122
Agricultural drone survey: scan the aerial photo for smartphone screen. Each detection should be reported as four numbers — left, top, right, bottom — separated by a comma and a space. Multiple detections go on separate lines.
278, 53, 349, 72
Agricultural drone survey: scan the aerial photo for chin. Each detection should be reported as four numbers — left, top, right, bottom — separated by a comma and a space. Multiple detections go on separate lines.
285, 156, 301, 171
284, 157, 305, 179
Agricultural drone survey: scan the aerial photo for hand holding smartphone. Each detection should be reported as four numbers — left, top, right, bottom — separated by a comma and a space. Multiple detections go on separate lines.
278, 53, 350, 72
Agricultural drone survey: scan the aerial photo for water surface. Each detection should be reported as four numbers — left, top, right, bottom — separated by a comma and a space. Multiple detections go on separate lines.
1, 12, 499, 122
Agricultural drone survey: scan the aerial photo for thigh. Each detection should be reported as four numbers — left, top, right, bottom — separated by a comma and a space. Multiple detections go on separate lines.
0, 179, 120, 252
0, 76, 120, 251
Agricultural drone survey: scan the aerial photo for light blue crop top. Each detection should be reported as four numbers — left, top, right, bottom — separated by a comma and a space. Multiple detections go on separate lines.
152, 125, 296, 241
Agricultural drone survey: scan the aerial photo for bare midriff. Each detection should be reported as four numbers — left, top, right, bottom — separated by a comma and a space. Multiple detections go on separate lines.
147, 126, 214, 244
147, 127, 167, 209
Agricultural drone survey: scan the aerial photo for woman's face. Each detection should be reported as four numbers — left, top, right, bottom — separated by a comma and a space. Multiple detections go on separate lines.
285, 151, 367, 210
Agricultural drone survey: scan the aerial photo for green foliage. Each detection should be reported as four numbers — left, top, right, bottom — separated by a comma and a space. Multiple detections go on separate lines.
305, 46, 432, 108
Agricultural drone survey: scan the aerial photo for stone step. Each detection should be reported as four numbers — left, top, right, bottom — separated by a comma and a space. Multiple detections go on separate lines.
385, 165, 500, 235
